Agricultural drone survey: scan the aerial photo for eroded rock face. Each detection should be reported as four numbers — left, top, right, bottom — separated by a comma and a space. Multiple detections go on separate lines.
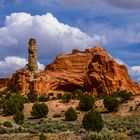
8, 69, 33, 94
83, 47, 140, 95
28, 38, 38, 73
3, 45, 140, 95
45, 46, 140, 95
0, 78, 11, 92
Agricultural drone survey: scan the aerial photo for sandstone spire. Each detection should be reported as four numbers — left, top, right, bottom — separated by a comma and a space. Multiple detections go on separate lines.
28, 38, 38, 73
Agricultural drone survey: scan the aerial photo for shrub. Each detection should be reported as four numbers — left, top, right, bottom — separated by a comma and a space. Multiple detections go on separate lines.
62, 92, 73, 103
119, 91, 133, 102
31, 103, 48, 118
82, 128, 131, 140
39, 95, 48, 102
0, 127, 6, 134
65, 107, 77, 121
27, 92, 38, 103
74, 89, 84, 99
3, 121, 13, 128
79, 95, 95, 111
57, 93, 62, 99
10, 92, 26, 102
112, 91, 133, 103
103, 96, 119, 112
82, 110, 104, 132
97, 93, 108, 99
2, 98, 24, 115
13, 111, 25, 124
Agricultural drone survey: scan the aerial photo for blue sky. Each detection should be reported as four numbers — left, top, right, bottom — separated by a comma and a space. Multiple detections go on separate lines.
0, 0, 140, 82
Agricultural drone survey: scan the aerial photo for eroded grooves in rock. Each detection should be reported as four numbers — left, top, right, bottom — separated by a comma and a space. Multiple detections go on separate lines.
28, 38, 38, 73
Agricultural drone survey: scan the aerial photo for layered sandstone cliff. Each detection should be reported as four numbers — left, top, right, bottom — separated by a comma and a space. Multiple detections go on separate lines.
2, 45, 140, 95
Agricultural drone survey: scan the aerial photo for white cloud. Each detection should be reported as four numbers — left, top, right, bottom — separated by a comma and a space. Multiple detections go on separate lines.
0, 56, 27, 70
130, 66, 140, 76
87, 22, 140, 46
0, 56, 45, 77
130, 66, 140, 81
0, 12, 106, 60
37, 62, 45, 70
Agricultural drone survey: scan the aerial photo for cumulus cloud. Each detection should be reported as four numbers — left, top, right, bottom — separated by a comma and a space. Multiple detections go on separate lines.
130, 66, 140, 81
130, 66, 140, 75
87, 22, 140, 46
0, 12, 106, 60
0, 56, 45, 77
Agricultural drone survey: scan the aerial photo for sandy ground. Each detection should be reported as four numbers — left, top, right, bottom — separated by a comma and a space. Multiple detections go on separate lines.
116, 96, 140, 116
23, 100, 79, 119
1, 95, 140, 123
0, 95, 140, 123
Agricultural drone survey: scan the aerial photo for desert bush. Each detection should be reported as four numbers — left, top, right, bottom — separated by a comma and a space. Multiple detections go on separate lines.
65, 107, 77, 121
2, 97, 24, 115
39, 95, 48, 102
112, 91, 133, 103
13, 110, 25, 124
103, 96, 119, 112
0, 127, 6, 134
62, 92, 73, 103
119, 91, 133, 102
10, 92, 27, 102
82, 110, 104, 132
57, 93, 63, 99
27, 92, 38, 103
79, 95, 95, 111
96, 93, 108, 100
74, 89, 84, 99
48, 93, 54, 97
39, 133, 46, 140
31, 103, 48, 118
82, 128, 131, 140
3, 121, 13, 128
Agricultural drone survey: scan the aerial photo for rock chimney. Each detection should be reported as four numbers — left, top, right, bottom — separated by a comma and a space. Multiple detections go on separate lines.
28, 38, 38, 73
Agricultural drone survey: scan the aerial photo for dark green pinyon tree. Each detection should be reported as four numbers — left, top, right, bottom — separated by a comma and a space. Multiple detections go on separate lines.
65, 107, 77, 121
82, 109, 104, 132
79, 95, 95, 111
31, 103, 48, 118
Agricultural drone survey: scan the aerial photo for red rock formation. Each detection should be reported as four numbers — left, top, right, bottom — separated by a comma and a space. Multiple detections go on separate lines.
83, 47, 140, 95
1, 45, 140, 95
0, 78, 11, 92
